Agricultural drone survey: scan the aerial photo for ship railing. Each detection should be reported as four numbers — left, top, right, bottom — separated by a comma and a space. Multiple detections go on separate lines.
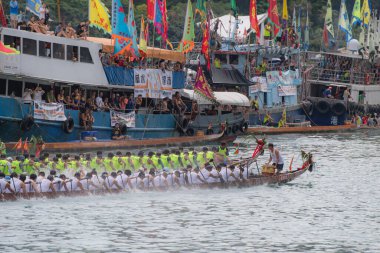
309, 68, 380, 85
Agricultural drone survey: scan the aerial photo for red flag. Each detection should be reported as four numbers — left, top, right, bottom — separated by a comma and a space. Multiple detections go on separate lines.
162, 0, 168, 46
194, 65, 215, 103
250, 0, 260, 40
323, 25, 329, 47
147, 0, 155, 21
267, 0, 281, 37
201, 21, 211, 71
23, 138, 29, 154
13, 138, 22, 150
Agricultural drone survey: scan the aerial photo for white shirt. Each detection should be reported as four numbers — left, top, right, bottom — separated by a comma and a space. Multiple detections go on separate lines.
116, 174, 129, 189
208, 169, 219, 183
90, 175, 103, 190
105, 176, 118, 190
33, 90, 44, 101
53, 177, 62, 192
0, 178, 8, 193
220, 168, 233, 183
189, 172, 202, 185
25, 179, 35, 193
96, 96, 104, 108
22, 90, 33, 102
40, 178, 52, 192
269, 149, 284, 165
39, 7, 46, 20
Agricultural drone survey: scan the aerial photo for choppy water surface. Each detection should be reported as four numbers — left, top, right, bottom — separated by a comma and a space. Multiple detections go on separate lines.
1, 131, 380, 252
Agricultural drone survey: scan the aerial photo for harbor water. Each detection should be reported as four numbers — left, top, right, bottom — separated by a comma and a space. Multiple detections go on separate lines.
1, 131, 380, 252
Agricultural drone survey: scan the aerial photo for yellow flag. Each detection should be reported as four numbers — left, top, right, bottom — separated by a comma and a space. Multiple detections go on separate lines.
282, 0, 288, 20
361, 0, 370, 28
89, 0, 111, 34
139, 17, 147, 55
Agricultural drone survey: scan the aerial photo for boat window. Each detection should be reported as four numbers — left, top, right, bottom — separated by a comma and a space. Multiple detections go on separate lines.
24, 82, 38, 91
53, 43, 65, 60
80, 47, 93, 63
39, 41, 51, 58
0, 79, 6, 95
214, 54, 227, 65
7, 80, 23, 97
229, 54, 239, 65
4, 35, 21, 51
67, 45, 79, 62
22, 38, 37, 55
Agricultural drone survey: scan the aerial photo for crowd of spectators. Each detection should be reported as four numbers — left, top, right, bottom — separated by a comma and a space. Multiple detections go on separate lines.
8, 0, 90, 40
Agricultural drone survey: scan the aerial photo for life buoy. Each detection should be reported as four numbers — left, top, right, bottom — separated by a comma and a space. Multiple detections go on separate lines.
315, 100, 331, 114
331, 102, 346, 116
20, 115, 34, 131
120, 123, 127, 135
186, 128, 195, 136
365, 73, 370, 85
63, 117, 75, 133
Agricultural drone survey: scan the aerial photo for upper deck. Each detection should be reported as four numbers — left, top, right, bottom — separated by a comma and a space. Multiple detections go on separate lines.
0, 28, 109, 86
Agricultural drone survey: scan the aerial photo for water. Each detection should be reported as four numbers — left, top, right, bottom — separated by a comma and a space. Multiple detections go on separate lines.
1, 131, 380, 252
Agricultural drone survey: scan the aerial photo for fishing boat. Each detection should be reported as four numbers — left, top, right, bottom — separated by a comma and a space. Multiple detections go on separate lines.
301, 1, 380, 126
0, 139, 314, 202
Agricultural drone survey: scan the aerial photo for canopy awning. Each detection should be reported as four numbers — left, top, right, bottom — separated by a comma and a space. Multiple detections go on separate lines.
86, 37, 186, 63
180, 89, 250, 107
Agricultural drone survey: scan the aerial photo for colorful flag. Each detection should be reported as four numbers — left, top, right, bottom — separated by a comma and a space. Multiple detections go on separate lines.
13, 138, 22, 150
250, 0, 260, 41
323, 0, 334, 47
201, 20, 211, 70
27, 0, 42, 16
361, 0, 371, 28
351, 0, 361, 27
304, 9, 310, 50
154, 0, 163, 36
89, 0, 111, 34
282, 0, 288, 20
231, 0, 238, 17
196, 0, 207, 20
194, 65, 216, 103
23, 138, 29, 154
297, 7, 301, 43
139, 17, 148, 56
338, 0, 352, 43
111, 0, 133, 56
178, 0, 195, 53
0, 41, 20, 55
127, 0, 140, 57
268, 0, 281, 36
162, 0, 168, 47
147, 0, 156, 21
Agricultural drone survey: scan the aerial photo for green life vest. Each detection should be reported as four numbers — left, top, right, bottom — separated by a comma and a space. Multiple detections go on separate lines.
131, 156, 141, 171
196, 152, 205, 166
218, 147, 228, 157
0, 142, 6, 155
112, 156, 122, 170
103, 158, 113, 172
206, 151, 214, 161
12, 160, 22, 174
0, 159, 8, 174
169, 154, 179, 169
122, 157, 133, 170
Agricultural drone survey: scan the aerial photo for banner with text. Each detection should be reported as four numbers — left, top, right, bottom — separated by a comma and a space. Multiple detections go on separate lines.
34, 102, 67, 121
266, 70, 300, 86
134, 69, 173, 98
278, 86, 297, 96
110, 110, 136, 127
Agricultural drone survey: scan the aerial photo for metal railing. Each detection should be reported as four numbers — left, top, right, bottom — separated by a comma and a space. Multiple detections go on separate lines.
309, 68, 380, 85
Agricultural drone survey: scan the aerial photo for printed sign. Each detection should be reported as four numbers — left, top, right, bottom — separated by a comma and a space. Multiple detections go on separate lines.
266, 70, 301, 86
33, 102, 67, 121
278, 86, 297, 96
110, 110, 136, 128
134, 69, 173, 98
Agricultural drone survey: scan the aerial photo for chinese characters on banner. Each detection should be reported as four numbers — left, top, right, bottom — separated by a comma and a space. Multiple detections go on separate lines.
34, 102, 67, 121
134, 69, 173, 98
110, 110, 136, 127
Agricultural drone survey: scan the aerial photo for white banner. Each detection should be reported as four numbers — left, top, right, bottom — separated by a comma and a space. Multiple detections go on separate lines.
110, 110, 136, 127
134, 69, 173, 98
278, 86, 297, 96
33, 102, 67, 121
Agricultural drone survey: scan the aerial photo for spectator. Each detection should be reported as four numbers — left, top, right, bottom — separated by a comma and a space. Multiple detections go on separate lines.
126, 94, 134, 112
323, 86, 333, 98
46, 89, 56, 103
76, 22, 86, 38
96, 92, 104, 109
57, 89, 65, 103
64, 95, 73, 108
135, 94, 143, 113
65, 23, 76, 39
39, 3, 47, 24
44, 5, 50, 25
22, 88, 33, 103
10, 0, 19, 29
103, 97, 111, 111
172, 91, 186, 114
33, 86, 45, 102
55, 23, 62, 36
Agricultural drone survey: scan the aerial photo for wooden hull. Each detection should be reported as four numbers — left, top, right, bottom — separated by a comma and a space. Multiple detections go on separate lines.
0, 168, 309, 202
248, 124, 359, 135
5, 133, 236, 153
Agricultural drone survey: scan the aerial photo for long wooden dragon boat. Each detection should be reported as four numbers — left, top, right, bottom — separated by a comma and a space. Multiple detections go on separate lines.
5, 132, 236, 153
0, 139, 314, 202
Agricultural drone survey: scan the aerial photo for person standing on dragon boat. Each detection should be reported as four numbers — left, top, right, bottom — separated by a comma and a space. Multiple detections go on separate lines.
267, 143, 284, 173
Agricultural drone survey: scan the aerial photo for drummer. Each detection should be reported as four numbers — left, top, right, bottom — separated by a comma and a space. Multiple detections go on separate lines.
267, 143, 284, 173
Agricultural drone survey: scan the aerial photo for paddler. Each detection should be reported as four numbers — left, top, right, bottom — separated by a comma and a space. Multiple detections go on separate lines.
267, 143, 284, 173
263, 111, 274, 126
104, 153, 115, 172
0, 155, 9, 175
122, 152, 135, 171
90, 151, 103, 172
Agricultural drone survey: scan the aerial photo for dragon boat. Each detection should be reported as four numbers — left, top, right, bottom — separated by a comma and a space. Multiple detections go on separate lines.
0, 139, 314, 202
